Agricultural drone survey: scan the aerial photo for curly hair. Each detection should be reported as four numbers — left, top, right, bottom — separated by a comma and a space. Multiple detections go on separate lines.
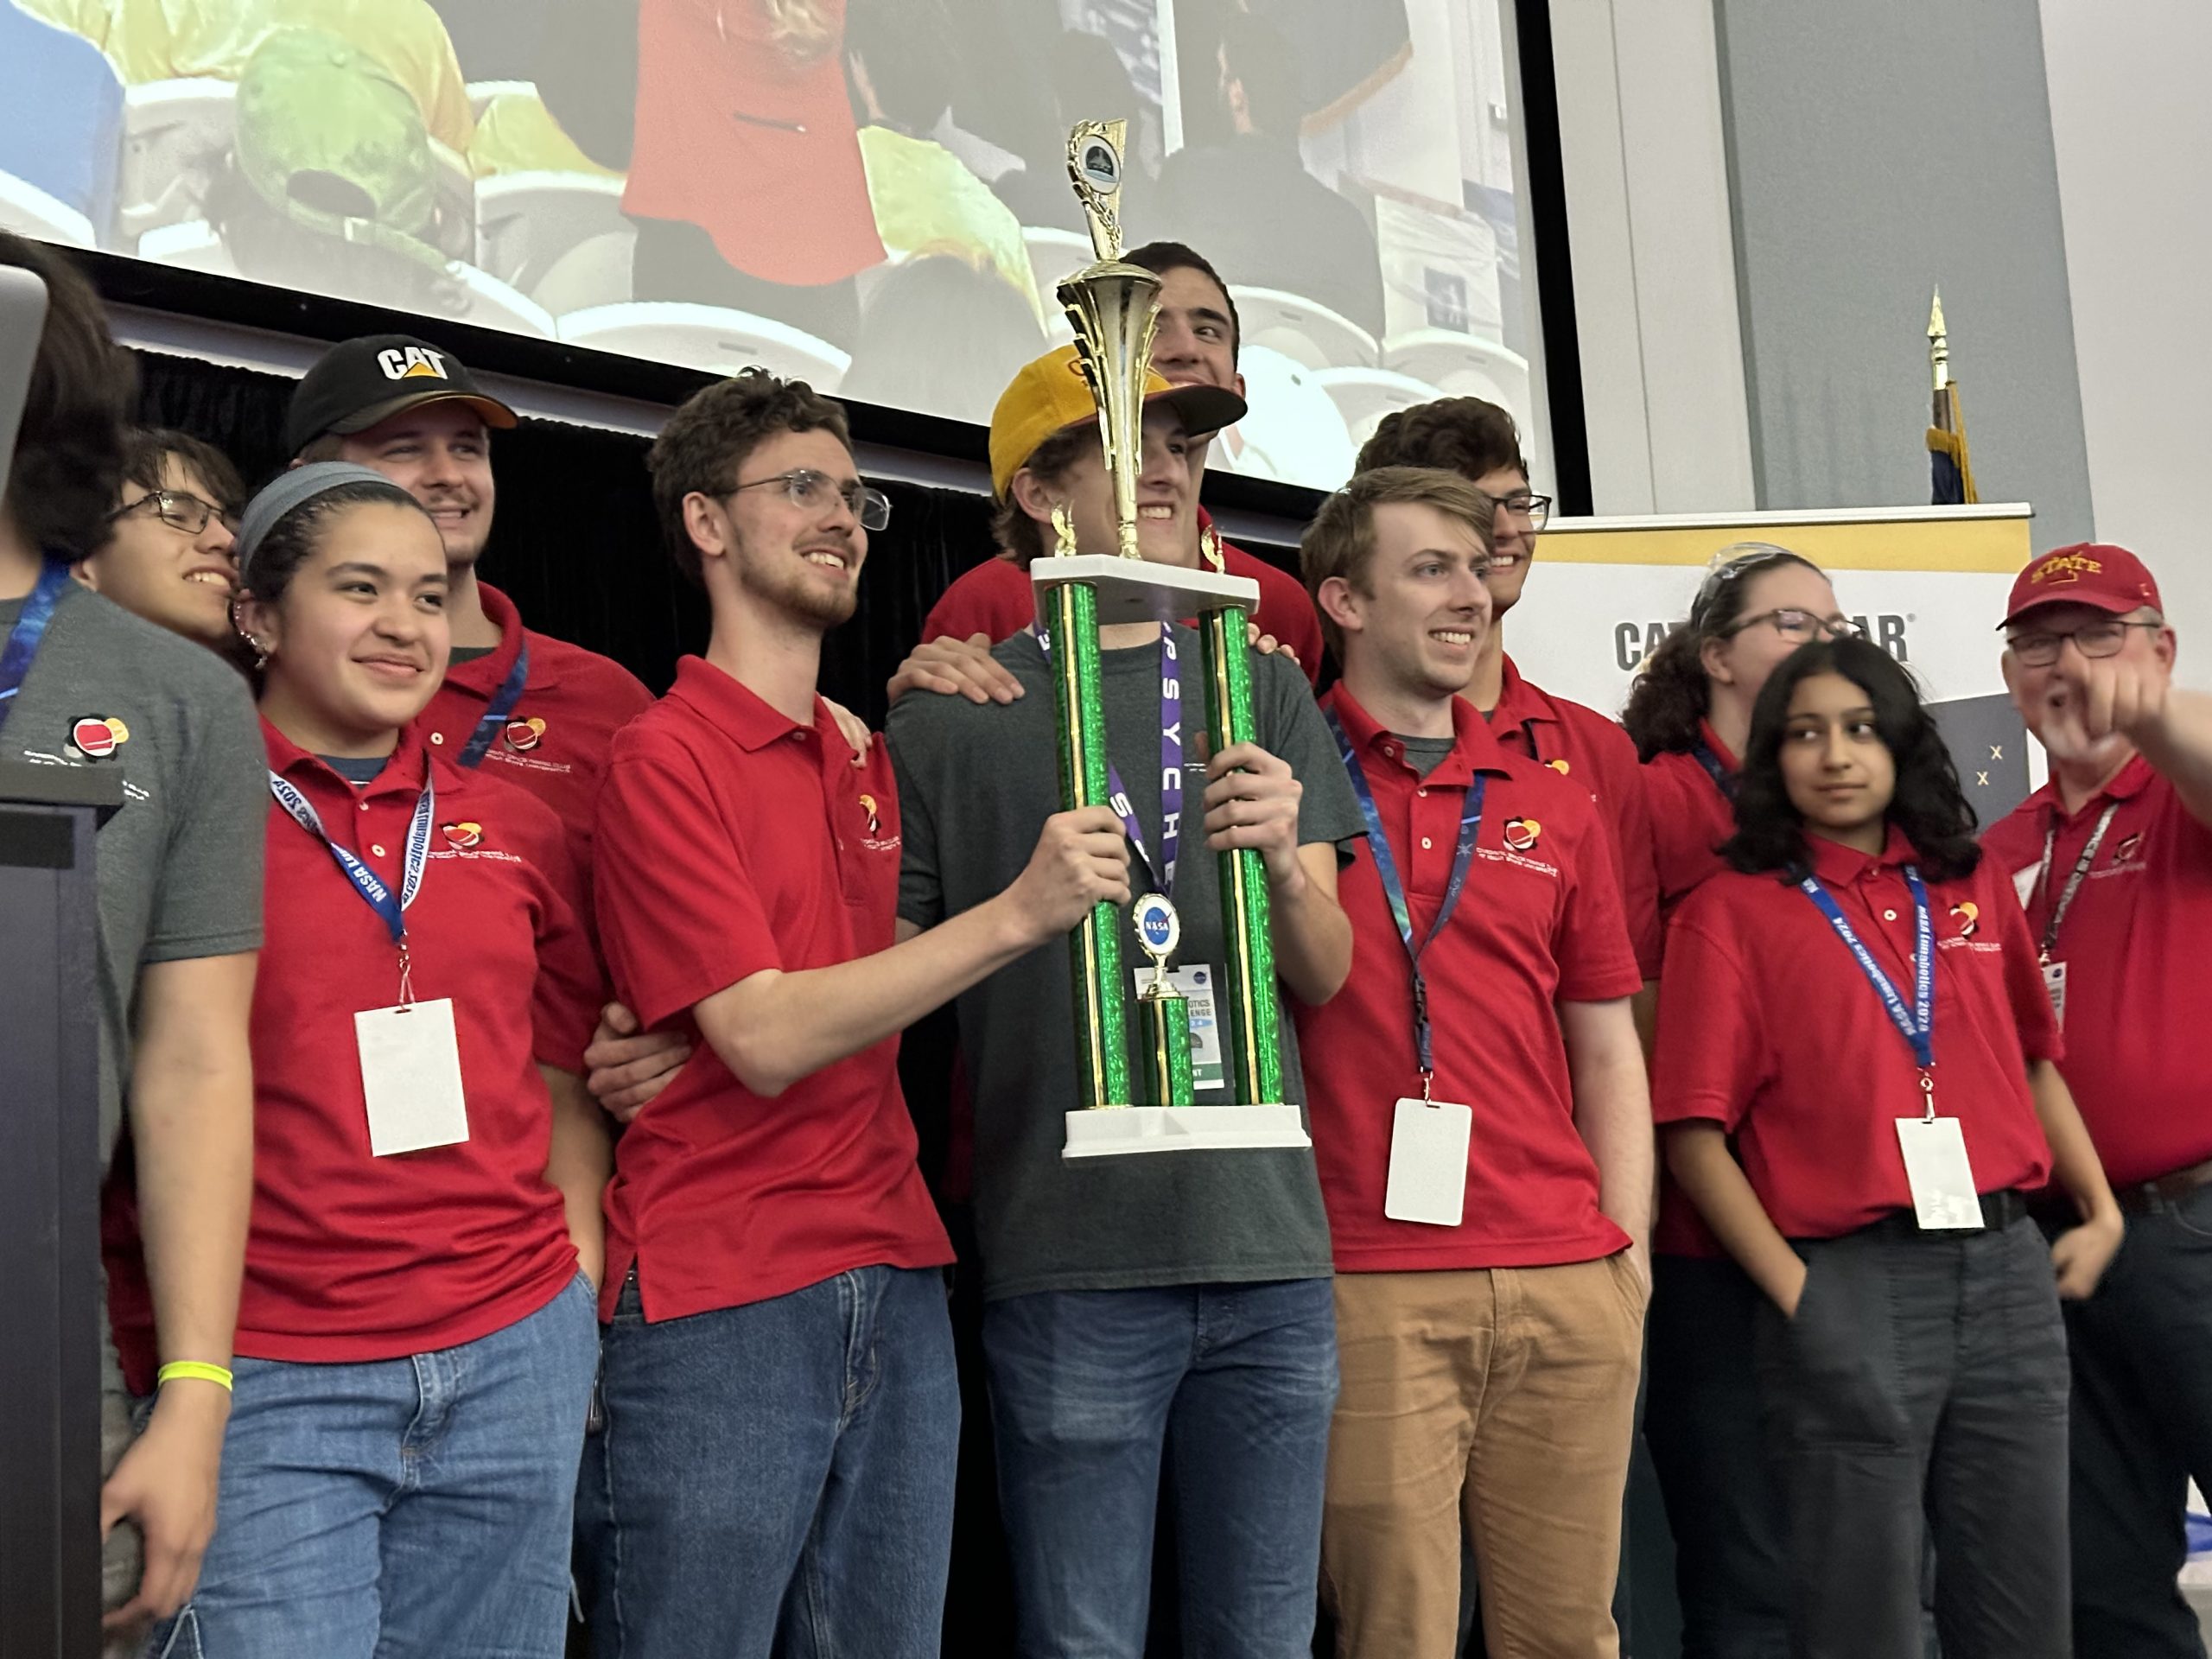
1721, 637, 1980, 884
1354, 396, 1526, 483
1621, 543, 1825, 760
648, 369, 854, 589
0, 233, 137, 560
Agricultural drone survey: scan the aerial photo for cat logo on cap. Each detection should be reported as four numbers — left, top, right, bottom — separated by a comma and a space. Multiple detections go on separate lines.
442, 821, 482, 850
66, 715, 129, 761
1950, 900, 1980, 938
376, 345, 449, 382
859, 792, 881, 837
1503, 817, 1541, 853
503, 715, 545, 753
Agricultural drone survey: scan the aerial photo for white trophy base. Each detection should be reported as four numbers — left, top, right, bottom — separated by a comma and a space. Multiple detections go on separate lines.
1031, 555, 1261, 626
1062, 1103, 1312, 1159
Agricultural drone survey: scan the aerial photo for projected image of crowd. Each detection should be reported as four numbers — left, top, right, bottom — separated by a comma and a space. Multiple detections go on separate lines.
0, 0, 1536, 489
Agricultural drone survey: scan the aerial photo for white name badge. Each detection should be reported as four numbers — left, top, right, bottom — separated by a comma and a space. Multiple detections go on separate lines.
355, 998, 469, 1156
2042, 959, 2068, 1029
1895, 1116, 1983, 1230
1385, 1096, 1473, 1226
1132, 963, 1225, 1090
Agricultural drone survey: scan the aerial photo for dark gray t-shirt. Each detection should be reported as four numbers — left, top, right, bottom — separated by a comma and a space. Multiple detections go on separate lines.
888, 626, 1364, 1300
1395, 734, 1456, 779
1, 582, 266, 1166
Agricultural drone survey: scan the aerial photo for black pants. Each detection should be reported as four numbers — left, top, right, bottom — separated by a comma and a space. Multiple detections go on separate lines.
1645, 1253, 1790, 1659
2054, 1182, 2212, 1658
1757, 1217, 2069, 1659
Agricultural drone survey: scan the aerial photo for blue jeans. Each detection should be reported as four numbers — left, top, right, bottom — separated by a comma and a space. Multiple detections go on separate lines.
983, 1278, 1339, 1659
584, 1264, 959, 1659
149, 1271, 600, 1659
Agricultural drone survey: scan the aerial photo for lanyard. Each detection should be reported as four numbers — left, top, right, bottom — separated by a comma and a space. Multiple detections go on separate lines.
456, 639, 530, 767
269, 766, 435, 1001
1325, 708, 1486, 1093
2035, 801, 2120, 963
1798, 864, 1936, 1113
0, 558, 71, 738
1690, 740, 1735, 799
1033, 623, 1183, 893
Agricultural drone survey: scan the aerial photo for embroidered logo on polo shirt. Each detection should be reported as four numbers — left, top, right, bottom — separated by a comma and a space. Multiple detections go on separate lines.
1503, 817, 1541, 852
442, 821, 483, 850
1546, 758, 1571, 776
2114, 831, 2142, 865
1949, 900, 1979, 938
65, 715, 129, 761
858, 792, 882, 837
503, 716, 545, 753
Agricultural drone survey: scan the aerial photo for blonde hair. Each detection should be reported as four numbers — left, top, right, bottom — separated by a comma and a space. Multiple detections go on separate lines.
763, 0, 836, 60
1300, 467, 1494, 661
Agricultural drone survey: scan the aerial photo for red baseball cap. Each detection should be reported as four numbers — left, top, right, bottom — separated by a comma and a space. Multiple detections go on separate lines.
1999, 543, 2164, 629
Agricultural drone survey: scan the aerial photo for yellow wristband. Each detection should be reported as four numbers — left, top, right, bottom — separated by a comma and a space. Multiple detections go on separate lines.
156, 1361, 234, 1392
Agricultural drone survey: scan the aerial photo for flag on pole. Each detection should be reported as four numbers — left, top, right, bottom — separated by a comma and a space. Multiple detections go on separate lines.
1927, 288, 1977, 505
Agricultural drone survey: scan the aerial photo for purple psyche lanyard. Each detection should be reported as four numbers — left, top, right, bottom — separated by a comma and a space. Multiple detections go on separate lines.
1032, 620, 1183, 893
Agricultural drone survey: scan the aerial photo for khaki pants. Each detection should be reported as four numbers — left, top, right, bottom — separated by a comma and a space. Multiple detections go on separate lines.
1321, 1257, 1646, 1659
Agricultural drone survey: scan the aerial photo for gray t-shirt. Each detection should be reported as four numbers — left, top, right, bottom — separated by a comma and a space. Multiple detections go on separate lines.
888, 626, 1364, 1300
1395, 734, 1456, 779
1, 581, 266, 1166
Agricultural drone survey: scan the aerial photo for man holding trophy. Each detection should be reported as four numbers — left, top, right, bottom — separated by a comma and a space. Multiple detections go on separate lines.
885, 121, 1362, 1656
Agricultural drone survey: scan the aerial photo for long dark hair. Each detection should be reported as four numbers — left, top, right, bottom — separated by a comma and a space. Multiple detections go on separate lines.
1721, 637, 1980, 883
1622, 543, 1826, 760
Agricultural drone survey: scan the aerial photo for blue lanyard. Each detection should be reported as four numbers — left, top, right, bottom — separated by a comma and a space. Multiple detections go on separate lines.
1033, 623, 1183, 893
1797, 864, 1935, 1072
1325, 708, 1485, 1086
457, 639, 530, 767
0, 558, 71, 738
268, 767, 435, 950
1690, 740, 1735, 799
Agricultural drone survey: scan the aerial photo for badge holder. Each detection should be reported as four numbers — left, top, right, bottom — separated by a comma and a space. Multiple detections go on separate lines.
1894, 1071, 1981, 1231
1384, 1070, 1474, 1227
355, 938, 469, 1157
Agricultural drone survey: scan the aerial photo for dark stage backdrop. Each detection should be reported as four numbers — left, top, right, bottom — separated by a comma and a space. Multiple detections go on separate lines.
131, 346, 1317, 1657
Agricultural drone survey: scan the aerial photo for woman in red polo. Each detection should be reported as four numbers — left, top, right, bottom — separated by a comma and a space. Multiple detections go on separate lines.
1624, 541, 1850, 1652
1652, 635, 2121, 1659
118, 464, 607, 1658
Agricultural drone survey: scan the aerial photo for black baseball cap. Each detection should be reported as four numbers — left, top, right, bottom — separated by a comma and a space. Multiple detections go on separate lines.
284, 334, 518, 456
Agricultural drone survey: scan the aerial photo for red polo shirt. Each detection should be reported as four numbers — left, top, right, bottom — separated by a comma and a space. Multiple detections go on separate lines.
624, 0, 883, 285
1490, 654, 1659, 976
1298, 685, 1643, 1272
1982, 755, 2212, 1185
1652, 828, 2059, 1240
591, 658, 952, 1323
1640, 723, 1745, 1255
919, 516, 1325, 686
106, 721, 603, 1388
423, 582, 654, 901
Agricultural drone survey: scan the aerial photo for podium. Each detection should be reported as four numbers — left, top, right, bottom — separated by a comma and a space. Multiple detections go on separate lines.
0, 763, 124, 1659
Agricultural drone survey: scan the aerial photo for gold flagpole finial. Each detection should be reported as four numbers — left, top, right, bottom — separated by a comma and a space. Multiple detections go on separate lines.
1927, 287, 1949, 392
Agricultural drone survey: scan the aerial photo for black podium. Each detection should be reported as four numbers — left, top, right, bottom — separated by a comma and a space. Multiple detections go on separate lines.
1, 762, 124, 1659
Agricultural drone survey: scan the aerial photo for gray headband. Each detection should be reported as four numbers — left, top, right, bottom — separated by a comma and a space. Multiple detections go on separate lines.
235, 461, 406, 584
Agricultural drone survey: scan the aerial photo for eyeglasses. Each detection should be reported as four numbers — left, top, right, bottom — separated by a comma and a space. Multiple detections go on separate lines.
1726, 608, 1863, 644
2005, 618, 2160, 667
108, 489, 239, 537
721, 469, 891, 532
1481, 491, 1552, 531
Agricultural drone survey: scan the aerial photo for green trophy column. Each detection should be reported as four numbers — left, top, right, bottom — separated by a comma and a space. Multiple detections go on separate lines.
1199, 606, 1283, 1103
1047, 577, 1130, 1110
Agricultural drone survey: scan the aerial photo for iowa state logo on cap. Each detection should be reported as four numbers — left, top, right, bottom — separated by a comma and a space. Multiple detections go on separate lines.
66, 715, 129, 760
376, 344, 450, 382
2030, 551, 2102, 586
1502, 817, 1541, 852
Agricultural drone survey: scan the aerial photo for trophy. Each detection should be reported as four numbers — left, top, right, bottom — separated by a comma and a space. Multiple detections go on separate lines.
1038, 119, 1308, 1159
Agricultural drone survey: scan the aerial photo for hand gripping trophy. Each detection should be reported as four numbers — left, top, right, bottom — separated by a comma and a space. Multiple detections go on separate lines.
1039, 119, 1310, 1159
